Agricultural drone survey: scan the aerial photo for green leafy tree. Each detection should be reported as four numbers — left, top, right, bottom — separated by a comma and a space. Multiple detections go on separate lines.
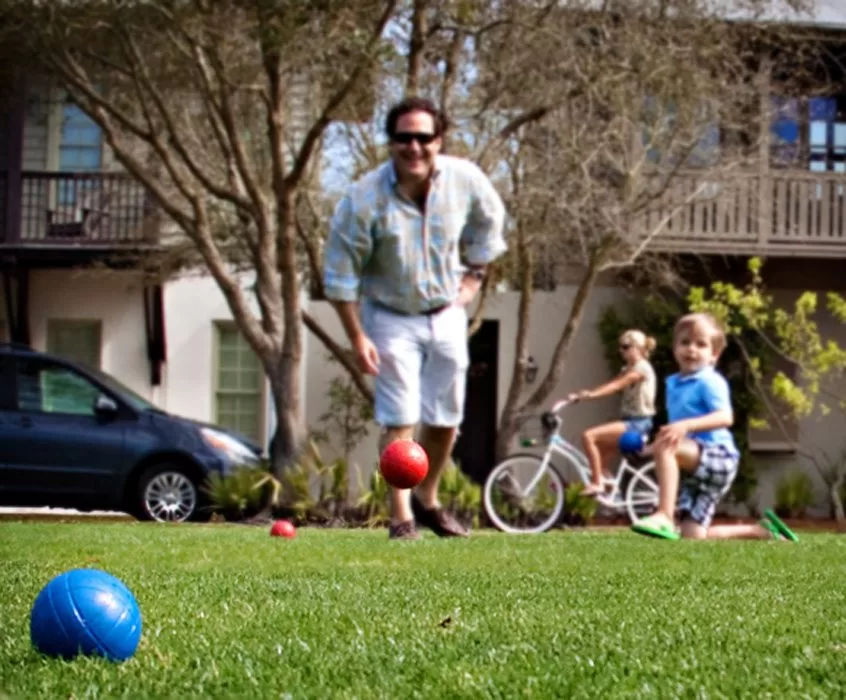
689, 257, 846, 522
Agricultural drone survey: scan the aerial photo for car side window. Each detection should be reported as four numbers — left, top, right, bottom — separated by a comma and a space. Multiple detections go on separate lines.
16, 359, 101, 417
0, 355, 14, 410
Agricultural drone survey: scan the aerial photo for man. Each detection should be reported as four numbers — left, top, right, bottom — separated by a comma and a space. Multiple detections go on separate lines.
322, 96, 507, 540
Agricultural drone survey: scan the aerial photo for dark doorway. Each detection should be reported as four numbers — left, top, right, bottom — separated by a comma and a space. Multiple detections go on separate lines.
452, 320, 499, 484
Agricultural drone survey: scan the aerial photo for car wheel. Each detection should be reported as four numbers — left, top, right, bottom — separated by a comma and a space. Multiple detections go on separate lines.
135, 463, 204, 523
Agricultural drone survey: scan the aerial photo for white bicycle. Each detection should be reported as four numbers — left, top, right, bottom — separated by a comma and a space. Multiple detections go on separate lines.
483, 400, 660, 534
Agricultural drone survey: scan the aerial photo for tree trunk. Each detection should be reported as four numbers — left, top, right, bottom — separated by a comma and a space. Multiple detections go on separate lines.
493, 254, 603, 463
267, 365, 308, 479
407, 0, 427, 94
267, 198, 307, 477
493, 225, 532, 463
832, 470, 845, 528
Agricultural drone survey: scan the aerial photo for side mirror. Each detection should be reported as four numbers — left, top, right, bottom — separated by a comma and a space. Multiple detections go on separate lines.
94, 394, 118, 416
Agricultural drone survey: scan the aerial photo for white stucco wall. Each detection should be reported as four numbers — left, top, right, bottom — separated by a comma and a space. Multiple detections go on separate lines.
19, 267, 846, 517
161, 270, 308, 451
161, 272, 256, 423
27, 269, 152, 400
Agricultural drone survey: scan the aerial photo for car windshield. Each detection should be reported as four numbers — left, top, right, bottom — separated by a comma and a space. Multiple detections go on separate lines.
87, 367, 158, 412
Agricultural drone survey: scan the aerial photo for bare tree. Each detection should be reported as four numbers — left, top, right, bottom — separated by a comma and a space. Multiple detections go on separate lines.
462, 0, 815, 461
5, 0, 395, 474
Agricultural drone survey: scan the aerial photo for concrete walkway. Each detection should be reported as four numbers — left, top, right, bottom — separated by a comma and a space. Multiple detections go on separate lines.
0, 507, 132, 520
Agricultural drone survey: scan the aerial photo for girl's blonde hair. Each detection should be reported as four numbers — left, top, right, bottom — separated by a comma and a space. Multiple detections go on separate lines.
620, 329, 657, 357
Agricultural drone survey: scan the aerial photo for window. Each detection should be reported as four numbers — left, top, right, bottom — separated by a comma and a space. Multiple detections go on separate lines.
214, 324, 264, 443
770, 95, 846, 172
46, 320, 102, 370
59, 104, 102, 172
58, 103, 102, 206
17, 359, 100, 417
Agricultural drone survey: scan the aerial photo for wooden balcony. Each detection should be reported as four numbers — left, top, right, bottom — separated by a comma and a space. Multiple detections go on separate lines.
641, 170, 846, 258
0, 171, 156, 248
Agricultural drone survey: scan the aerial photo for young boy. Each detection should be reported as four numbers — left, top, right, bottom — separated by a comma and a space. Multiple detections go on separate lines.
631, 312, 799, 542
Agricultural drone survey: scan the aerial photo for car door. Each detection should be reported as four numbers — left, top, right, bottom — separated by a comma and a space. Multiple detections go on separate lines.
1, 356, 128, 500
0, 353, 17, 501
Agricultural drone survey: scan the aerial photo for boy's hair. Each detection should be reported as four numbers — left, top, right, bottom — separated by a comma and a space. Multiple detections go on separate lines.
673, 312, 727, 357
620, 329, 657, 357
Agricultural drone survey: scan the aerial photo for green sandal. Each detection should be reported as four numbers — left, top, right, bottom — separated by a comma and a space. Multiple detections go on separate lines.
763, 509, 799, 543
631, 518, 681, 541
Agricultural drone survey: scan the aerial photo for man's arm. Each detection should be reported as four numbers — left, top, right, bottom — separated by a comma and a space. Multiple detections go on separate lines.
323, 192, 380, 374
332, 300, 365, 346
460, 162, 508, 272
323, 193, 372, 336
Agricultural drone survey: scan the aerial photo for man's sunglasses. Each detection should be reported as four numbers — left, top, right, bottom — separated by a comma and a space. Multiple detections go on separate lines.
392, 132, 438, 145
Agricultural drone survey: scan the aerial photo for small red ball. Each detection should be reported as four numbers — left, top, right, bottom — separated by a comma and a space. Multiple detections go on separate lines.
379, 439, 429, 489
270, 519, 296, 539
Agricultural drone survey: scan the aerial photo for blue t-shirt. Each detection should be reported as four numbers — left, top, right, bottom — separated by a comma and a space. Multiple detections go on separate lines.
665, 366, 738, 455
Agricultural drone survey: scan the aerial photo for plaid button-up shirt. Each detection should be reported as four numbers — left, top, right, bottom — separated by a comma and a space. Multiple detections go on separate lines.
322, 155, 507, 315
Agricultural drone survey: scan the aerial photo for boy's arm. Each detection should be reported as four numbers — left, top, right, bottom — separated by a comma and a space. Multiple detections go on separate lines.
671, 409, 733, 434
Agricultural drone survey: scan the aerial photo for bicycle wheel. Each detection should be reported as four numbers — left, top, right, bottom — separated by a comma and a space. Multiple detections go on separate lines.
483, 453, 566, 534
624, 461, 660, 524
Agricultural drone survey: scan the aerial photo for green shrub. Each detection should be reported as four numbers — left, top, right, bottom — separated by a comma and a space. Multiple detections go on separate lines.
204, 465, 274, 521
438, 460, 482, 529
562, 482, 598, 526
774, 471, 815, 518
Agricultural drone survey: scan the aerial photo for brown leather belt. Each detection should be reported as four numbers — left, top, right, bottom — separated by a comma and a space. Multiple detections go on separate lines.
420, 304, 450, 316
373, 301, 450, 317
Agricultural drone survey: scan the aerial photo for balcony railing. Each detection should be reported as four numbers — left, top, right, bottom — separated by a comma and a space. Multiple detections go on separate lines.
641, 170, 846, 257
1, 171, 156, 246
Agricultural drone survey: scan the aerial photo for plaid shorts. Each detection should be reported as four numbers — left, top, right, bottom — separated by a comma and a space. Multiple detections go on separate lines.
678, 443, 740, 528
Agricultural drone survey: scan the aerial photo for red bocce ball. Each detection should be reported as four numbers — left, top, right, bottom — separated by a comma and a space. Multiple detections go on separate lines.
379, 439, 429, 489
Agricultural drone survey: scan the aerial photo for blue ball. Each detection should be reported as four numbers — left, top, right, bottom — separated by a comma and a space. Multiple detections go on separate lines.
618, 430, 645, 454
30, 569, 142, 662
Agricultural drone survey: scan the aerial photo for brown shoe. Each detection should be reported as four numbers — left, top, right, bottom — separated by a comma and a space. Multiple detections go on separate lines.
411, 496, 469, 537
388, 520, 420, 540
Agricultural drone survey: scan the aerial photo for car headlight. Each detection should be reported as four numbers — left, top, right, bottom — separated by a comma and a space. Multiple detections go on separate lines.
201, 428, 258, 465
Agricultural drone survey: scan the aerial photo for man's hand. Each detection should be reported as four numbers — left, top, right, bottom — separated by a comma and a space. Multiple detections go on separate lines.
353, 333, 380, 375
456, 273, 483, 307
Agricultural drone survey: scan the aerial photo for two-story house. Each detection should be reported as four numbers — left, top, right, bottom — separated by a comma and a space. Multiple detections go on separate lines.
4, 4, 846, 517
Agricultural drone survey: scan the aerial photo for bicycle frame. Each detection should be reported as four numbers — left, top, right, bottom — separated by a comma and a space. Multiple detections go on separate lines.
522, 400, 645, 510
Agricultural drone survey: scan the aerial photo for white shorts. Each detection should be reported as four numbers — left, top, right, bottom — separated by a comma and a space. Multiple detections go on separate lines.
361, 299, 470, 428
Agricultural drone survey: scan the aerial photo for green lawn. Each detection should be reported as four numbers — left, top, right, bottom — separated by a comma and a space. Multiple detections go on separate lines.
1, 522, 845, 699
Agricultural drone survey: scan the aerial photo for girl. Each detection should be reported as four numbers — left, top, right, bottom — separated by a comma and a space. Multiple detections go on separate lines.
567, 329, 658, 497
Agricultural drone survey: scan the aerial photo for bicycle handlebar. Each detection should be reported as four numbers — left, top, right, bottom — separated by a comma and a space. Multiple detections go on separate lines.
549, 398, 574, 414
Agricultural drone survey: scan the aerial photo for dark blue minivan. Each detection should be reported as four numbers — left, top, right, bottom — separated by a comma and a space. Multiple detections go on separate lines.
0, 343, 262, 522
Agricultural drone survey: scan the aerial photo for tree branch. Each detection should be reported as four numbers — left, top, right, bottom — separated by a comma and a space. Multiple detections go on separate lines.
285, 0, 397, 189
302, 310, 374, 404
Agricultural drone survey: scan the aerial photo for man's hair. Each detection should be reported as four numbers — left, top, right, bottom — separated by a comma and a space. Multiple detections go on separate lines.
385, 97, 446, 138
673, 312, 727, 357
